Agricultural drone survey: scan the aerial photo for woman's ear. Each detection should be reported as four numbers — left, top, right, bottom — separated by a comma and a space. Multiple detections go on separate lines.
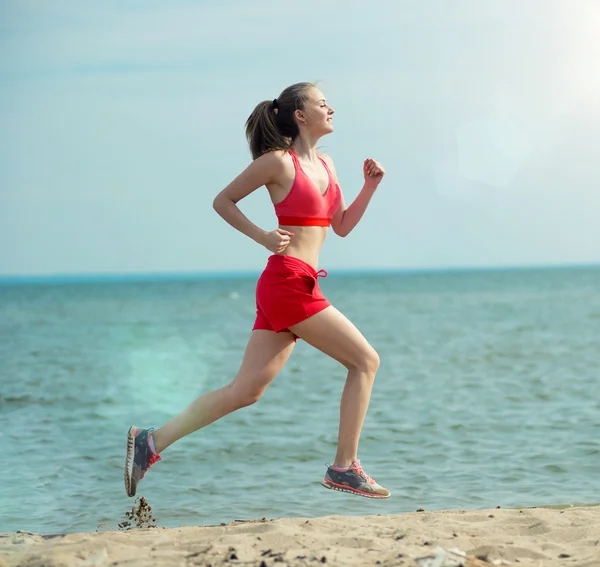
294, 109, 308, 125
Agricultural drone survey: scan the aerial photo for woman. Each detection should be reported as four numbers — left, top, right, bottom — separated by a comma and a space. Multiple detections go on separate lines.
125, 82, 390, 499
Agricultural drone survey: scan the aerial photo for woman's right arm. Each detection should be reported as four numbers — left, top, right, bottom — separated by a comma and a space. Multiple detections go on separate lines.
213, 151, 293, 252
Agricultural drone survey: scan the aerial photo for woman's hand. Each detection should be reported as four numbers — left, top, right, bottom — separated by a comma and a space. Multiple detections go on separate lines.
363, 158, 385, 190
260, 228, 294, 253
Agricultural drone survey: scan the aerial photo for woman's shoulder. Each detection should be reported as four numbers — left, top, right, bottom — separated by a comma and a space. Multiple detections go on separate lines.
250, 149, 292, 172
256, 149, 293, 167
318, 151, 335, 164
249, 149, 295, 185
318, 152, 337, 175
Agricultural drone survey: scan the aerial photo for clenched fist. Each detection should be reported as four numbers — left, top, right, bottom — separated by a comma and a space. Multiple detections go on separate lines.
261, 228, 294, 253
363, 158, 385, 190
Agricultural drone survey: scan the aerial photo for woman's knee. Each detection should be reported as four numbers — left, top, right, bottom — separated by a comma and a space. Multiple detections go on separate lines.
227, 375, 271, 409
365, 347, 381, 374
349, 346, 380, 375
227, 386, 261, 409
235, 391, 262, 409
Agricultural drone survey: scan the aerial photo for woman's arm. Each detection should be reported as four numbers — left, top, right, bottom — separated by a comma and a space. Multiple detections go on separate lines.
213, 151, 293, 251
323, 154, 385, 238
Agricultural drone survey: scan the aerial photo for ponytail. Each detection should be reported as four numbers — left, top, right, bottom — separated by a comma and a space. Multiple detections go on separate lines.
244, 82, 314, 160
245, 100, 290, 160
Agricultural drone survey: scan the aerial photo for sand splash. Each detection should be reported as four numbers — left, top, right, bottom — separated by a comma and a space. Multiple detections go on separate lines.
118, 497, 157, 530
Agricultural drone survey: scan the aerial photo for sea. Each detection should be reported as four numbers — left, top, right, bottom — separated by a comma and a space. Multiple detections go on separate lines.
1, 265, 599, 534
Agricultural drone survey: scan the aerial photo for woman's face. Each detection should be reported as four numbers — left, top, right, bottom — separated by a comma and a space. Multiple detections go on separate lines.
298, 88, 335, 135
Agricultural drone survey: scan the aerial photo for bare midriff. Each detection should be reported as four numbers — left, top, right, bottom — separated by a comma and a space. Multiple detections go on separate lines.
275, 224, 329, 270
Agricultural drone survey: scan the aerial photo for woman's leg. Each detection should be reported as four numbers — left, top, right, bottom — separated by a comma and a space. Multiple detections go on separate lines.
125, 330, 296, 497
288, 306, 380, 468
151, 330, 296, 453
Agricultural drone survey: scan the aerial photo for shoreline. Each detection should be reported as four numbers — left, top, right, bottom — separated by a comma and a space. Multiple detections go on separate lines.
2, 505, 599, 567
2, 262, 599, 287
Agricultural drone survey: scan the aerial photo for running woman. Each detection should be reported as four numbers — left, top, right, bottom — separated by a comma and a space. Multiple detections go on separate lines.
125, 82, 389, 499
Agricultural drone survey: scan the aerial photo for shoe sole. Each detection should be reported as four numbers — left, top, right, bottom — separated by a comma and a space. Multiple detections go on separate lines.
125, 426, 138, 498
321, 479, 391, 499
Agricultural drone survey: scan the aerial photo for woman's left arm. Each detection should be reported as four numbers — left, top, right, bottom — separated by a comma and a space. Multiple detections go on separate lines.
323, 155, 385, 238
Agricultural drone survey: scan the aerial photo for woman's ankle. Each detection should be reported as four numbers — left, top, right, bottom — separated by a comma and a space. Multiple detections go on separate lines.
150, 429, 167, 454
333, 456, 356, 469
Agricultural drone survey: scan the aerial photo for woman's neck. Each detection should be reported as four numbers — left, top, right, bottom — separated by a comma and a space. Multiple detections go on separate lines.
291, 134, 320, 161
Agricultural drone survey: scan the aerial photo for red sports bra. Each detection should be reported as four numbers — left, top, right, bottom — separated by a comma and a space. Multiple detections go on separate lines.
274, 150, 341, 227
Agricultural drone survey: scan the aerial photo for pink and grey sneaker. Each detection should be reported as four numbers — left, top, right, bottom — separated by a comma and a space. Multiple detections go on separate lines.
124, 426, 161, 497
322, 460, 390, 498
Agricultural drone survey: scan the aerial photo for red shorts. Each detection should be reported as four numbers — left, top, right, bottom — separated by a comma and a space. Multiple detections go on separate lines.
253, 255, 330, 334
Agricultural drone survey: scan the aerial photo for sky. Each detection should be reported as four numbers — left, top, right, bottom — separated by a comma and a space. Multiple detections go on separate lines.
1, 0, 599, 277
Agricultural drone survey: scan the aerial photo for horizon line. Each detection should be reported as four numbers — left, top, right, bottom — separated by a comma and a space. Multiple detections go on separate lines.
0, 261, 599, 287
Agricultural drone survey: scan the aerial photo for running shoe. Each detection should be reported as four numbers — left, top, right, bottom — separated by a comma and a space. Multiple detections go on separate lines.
124, 426, 161, 497
322, 460, 390, 498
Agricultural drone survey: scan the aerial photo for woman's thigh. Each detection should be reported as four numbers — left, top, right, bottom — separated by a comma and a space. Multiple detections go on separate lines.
289, 306, 379, 371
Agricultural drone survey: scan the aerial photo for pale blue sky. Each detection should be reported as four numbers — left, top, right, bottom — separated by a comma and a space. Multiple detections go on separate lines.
1, 0, 599, 277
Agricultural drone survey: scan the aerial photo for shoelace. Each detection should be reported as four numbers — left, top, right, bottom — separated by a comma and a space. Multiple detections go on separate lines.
148, 453, 161, 467
353, 462, 375, 485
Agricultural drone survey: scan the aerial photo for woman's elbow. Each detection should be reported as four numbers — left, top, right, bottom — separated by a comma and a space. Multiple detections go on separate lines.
213, 194, 229, 213
332, 224, 349, 238
331, 210, 349, 237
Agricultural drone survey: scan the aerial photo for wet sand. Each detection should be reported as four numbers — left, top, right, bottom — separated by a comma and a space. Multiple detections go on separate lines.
1, 505, 599, 567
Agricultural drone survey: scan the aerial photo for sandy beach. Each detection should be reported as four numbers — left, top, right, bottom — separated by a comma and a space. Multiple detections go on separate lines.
1, 505, 598, 567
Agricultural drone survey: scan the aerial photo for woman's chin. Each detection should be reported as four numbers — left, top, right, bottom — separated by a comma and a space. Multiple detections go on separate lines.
314, 124, 334, 138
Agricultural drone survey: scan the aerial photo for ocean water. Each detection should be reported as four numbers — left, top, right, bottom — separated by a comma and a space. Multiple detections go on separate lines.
1, 266, 599, 534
